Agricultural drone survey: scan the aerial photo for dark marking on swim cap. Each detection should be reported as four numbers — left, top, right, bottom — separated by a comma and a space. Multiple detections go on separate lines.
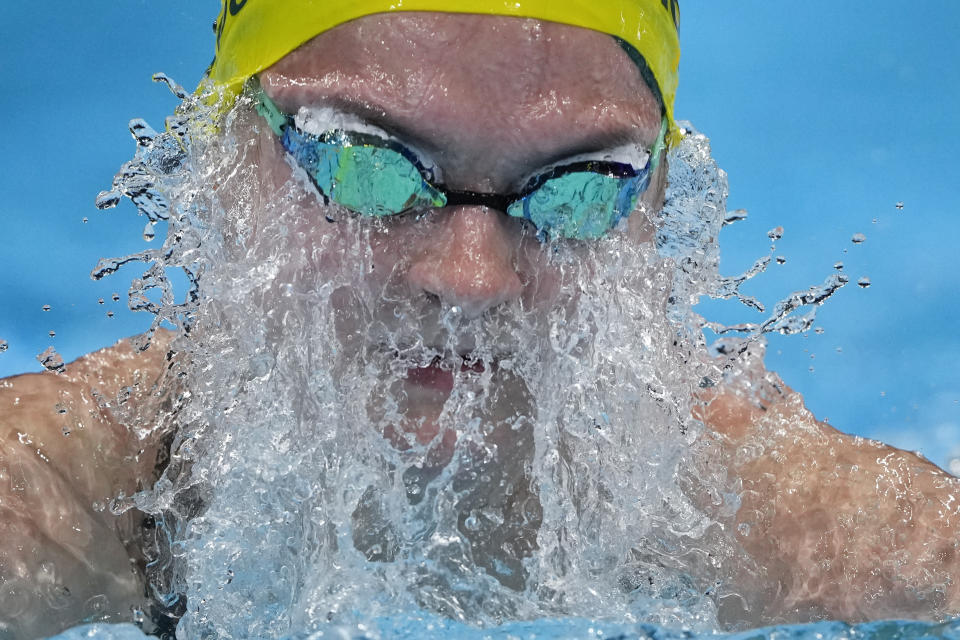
660, 0, 680, 29
216, 1, 228, 50
613, 37, 666, 118
215, 0, 248, 53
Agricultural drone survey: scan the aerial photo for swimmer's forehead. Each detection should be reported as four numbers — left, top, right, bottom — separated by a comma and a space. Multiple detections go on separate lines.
260, 14, 663, 165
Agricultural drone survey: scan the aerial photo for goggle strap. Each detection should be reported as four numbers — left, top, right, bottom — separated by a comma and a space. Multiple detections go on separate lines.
254, 85, 290, 138
649, 116, 668, 173
444, 190, 514, 211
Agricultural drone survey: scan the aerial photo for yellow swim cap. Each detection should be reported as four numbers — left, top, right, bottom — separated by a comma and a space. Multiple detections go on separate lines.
209, 0, 680, 143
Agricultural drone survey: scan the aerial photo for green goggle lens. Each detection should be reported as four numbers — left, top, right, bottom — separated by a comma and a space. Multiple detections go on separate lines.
316, 143, 446, 216
506, 171, 641, 240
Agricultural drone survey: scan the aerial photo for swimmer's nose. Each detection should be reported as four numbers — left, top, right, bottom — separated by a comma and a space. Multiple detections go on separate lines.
406, 206, 523, 319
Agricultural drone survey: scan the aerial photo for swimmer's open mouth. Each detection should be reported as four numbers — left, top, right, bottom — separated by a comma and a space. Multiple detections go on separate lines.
405, 356, 491, 394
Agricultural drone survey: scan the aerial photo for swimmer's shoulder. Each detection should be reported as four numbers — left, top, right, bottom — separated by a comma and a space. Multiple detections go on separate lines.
0, 329, 175, 498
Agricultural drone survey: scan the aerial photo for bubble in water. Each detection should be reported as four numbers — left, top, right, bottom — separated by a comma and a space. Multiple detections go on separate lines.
112, 293, 120, 302
36, 347, 65, 374
857, 277, 871, 288
106, 311, 115, 318
98, 298, 105, 305
814, 327, 825, 335
871, 218, 879, 224
833, 261, 844, 270
767, 226, 783, 241
775, 256, 786, 265
143, 220, 156, 242
896, 201, 904, 210
949, 458, 960, 476
42, 304, 51, 312
48, 330, 56, 338
62, 426, 71, 437
851, 232, 866, 244
0, 339, 7, 353
82, 217, 89, 223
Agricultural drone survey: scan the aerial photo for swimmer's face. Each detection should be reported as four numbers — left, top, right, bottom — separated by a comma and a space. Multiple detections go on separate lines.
250, 13, 667, 449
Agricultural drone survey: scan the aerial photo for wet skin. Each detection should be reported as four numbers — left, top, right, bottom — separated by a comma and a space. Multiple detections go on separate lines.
1, 12, 960, 637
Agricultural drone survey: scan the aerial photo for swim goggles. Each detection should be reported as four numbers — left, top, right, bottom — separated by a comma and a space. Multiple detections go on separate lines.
254, 84, 666, 240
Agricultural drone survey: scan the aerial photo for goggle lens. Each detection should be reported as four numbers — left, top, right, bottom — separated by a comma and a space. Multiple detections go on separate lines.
506, 171, 646, 240
285, 129, 446, 217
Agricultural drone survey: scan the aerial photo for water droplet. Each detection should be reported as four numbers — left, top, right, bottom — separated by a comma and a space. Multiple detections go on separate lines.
129, 118, 158, 145
871, 218, 879, 224
62, 426, 71, 437
775, 256, 786, 265
98, 298, 105, 305
857, 277, 871, 288
880, 391, 886, 397
95, 189, 122, 210
851, 232, 866, 244
48, 330, 55, 338
42, 304, 51, 312
835, 347, 843, 353
814, 327, 825, 335
808, 366, 815, 373
112, 293, 120, 302
143, 221, 156, 242
106, 311, 115, 318
0, 339, 7, 353
833, 261, 844, 270
37, 347, 65, 374
895, 201, 904, 210
82, 217, 89, 224
83, 594, 109, 616
152, 72, 188, 99
767, 226, 784, 241
723, 209, 748, 226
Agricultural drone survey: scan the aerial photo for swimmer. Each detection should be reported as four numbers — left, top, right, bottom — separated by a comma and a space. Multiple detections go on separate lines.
2, 1, 959, 637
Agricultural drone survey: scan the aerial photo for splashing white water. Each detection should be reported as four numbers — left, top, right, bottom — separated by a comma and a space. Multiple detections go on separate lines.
90, 82, 860, 638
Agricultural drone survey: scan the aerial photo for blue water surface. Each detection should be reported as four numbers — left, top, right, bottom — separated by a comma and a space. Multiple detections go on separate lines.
49, 616, 960, 640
